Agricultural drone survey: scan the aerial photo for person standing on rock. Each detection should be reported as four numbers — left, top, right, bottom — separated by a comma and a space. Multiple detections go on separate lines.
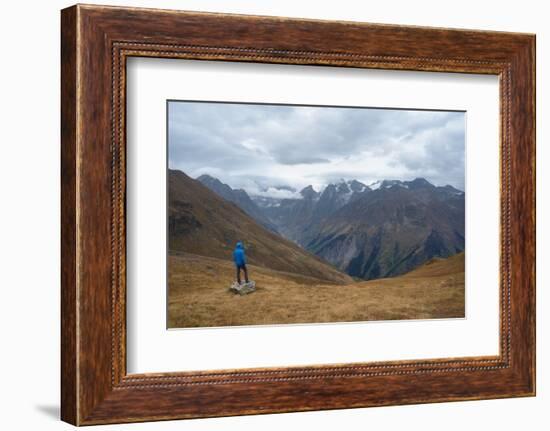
233, 241, 249, 284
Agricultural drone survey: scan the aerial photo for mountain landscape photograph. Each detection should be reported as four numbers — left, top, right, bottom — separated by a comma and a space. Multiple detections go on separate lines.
167, 100, 466, 328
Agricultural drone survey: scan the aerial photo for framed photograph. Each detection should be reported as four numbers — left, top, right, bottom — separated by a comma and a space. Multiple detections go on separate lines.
165, 100, 467, 329
61, 4, 535, 425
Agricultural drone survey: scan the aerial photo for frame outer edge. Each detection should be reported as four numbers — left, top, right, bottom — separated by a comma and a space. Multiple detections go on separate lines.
507, 35, 536, 395
524, 34, 536, 395
61, 4, 80, 426
526, 34, 536, 396
531, 34, 536, 396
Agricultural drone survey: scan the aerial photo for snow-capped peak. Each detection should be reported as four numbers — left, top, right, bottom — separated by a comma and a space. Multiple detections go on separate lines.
368, 180, 383, 190
369, 179, 411, 190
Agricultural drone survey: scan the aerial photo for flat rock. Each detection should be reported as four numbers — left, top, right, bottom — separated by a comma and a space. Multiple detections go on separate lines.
229, 281, 256, 295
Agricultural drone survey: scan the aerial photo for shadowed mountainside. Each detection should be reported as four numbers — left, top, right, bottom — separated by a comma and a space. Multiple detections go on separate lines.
168, 169, 353, 285
302, 180, 465, 279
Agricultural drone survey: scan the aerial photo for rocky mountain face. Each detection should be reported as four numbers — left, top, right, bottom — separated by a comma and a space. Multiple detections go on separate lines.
254, 177, 465, 280
256, 179, 371, 243
258, 185, 320, 241
303, 179, 465, 279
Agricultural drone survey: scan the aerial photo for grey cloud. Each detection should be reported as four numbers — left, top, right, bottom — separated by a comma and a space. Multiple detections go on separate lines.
168, 101, 465, 192
275, 155, 331, 165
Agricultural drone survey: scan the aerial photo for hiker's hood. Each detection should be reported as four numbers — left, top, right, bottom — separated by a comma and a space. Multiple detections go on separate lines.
236, 242, 243, 249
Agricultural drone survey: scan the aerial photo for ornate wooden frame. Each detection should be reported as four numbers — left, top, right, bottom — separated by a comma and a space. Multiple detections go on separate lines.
61, 4, 536, 425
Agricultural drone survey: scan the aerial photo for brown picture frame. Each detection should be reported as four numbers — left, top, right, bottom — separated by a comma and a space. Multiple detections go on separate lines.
61, 4, 536, 425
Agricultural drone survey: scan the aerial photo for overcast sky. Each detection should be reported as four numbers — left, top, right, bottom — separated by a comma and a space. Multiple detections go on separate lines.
168, 101, 465, 198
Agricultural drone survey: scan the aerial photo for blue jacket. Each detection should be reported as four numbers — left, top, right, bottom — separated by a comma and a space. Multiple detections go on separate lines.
233, 242, 246, 266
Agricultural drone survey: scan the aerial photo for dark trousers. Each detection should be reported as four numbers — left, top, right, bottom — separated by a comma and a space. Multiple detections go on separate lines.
236, 264, 249, 284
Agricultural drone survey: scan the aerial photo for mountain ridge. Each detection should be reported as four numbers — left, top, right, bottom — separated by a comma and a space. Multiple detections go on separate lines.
196, 174, 279, 233
183, 171, 464, 281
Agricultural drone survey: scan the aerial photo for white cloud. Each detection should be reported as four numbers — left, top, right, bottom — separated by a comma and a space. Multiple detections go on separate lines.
253, 187, 303, 199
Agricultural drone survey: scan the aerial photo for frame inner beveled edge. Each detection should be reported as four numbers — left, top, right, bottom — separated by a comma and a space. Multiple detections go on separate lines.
110, 41, 512, 388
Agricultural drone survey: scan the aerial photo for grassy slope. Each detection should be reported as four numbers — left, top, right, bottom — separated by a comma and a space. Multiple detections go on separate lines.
168, 252, 465, 328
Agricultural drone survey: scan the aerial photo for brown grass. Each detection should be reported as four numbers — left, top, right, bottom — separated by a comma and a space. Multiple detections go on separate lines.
167, 252, 465, 328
